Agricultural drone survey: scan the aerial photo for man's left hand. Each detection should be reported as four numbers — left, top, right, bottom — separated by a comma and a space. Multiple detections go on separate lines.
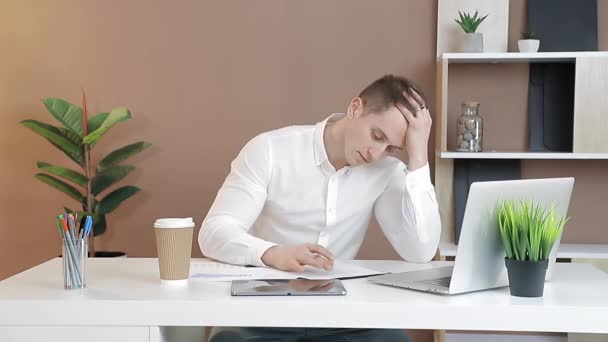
395, 90, 432, 171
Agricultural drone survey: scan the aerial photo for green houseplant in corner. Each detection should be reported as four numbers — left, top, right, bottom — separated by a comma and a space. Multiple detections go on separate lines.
21, 91, 151, 257
454, 10, 489, 53
497, 200, 567, 297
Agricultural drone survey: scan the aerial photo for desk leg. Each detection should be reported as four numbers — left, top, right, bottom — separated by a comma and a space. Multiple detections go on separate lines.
434, 329, 445, 342
149, 326, 206, 342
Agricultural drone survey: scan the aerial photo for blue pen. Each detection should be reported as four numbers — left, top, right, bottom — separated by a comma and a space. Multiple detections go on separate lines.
84, 216, 93, 237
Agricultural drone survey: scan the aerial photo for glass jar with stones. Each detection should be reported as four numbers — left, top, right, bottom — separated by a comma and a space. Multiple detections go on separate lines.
456, 100, 483, 152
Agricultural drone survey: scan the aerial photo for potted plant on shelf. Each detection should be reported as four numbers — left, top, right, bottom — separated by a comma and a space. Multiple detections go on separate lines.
454, 10, 488, 53
21, 91, 151, 257
518, 31, 540, 53
497, 200, 567, 297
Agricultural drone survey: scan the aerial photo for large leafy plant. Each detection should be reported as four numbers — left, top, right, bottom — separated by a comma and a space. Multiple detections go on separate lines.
454, 10, 488, 34
21, 92, 151, 254
497, 200, 568, 262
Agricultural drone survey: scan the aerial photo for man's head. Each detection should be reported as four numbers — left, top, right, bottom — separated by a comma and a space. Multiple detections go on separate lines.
342, 75, 427, 166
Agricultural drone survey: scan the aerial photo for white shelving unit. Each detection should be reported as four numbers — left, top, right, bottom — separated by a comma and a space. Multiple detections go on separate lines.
442, 51, 608, 63
433, 51, 608, 257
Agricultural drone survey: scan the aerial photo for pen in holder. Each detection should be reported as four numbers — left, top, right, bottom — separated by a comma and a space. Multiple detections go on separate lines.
63, 237, 88, 289
58, 213, 92, 290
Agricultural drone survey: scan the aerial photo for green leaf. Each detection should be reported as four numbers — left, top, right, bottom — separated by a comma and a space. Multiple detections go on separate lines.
86, 112, 110, 149
83, 107, 131, 144
87, 112, 110, 133
21, 120, 84, 166
98, 142, 151, 171
497, 199, 569, 261
59, 127, 83, 145
42, 98, 83, 137
35, 173, 84, 203
21, 120, 82, 156
37, 162, 88, 187
98, 185, 140, 215
92, 214, 107, 237
91, 165, 134, 196
455, 10, 488, 33
498, 203, 514, 259
57, 127, 84, 166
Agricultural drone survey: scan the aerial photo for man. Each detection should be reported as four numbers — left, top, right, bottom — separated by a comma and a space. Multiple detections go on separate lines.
200, 75, 441, 342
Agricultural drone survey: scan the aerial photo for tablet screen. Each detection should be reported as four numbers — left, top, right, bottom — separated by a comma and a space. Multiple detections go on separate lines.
231, 279, 347, 296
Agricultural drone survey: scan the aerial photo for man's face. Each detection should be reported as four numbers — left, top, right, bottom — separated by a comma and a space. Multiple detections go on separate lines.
344, 98, 408, 166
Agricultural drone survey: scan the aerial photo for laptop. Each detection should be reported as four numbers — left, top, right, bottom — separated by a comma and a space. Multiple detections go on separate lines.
368, 177, 575, 295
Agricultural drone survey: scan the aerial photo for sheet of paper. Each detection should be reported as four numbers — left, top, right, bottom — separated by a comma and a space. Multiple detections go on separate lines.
189, 262, 290, 281
189, 260, 384, 282
296, 261, 384, 280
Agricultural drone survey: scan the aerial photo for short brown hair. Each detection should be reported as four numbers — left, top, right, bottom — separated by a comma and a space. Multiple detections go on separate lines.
358, 75, 426, 116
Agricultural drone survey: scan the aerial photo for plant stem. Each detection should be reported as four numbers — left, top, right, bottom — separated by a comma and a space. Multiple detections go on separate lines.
84, 144, 95, 256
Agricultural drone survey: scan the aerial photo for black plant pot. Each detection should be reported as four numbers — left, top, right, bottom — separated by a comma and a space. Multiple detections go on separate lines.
59, 251, 127, 258
505, 258, 548, 297
92, 251, 127, 258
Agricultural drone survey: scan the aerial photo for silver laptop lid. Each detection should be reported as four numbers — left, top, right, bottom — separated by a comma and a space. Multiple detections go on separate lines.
449, 177, 574, 295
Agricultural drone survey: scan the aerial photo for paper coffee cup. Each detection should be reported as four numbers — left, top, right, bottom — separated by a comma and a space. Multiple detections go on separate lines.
154, 217, 195, 285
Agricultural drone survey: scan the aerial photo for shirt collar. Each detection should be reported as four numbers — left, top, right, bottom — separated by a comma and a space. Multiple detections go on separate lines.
313, 113, 346, 167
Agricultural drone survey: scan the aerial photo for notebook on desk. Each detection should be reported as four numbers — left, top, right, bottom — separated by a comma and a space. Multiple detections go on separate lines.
368, 177, 574, 295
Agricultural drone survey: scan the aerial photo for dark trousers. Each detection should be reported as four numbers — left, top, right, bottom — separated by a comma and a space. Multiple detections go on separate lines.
209, 327, 411, 342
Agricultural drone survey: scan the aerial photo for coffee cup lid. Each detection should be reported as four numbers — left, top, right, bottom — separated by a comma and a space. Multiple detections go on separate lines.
154, 217, 195, 229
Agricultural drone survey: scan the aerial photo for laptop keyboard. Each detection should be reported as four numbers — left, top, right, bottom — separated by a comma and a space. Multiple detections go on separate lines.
415, 276, 452, 288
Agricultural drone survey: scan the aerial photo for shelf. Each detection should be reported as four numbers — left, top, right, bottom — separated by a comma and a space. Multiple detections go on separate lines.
440, 152, 608, 160
434, 51, 608, 253
439, 242, 608, 259
440, 51, 608, 63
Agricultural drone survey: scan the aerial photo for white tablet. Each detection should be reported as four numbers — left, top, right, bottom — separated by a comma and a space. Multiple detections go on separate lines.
231, 279, 347, 296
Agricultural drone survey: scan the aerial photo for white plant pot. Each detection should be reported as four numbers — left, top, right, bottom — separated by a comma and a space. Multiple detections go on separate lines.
463, 32, 484, 53
518, 39, 540, 52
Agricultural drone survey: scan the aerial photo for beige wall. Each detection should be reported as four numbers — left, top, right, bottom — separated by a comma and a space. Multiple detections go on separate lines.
2, 2, 607, 341
3, 0, 608, 275
0, 0, 438, 278
2, 3, 438, 340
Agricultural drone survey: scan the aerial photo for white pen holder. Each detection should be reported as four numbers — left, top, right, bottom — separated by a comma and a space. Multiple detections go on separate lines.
62, 238, 88, 289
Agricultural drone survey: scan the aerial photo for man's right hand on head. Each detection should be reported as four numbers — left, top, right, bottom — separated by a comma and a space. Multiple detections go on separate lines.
261, 243, 335, 272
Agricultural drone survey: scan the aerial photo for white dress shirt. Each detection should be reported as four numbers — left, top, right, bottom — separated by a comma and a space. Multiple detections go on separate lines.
199, 114, 442, 266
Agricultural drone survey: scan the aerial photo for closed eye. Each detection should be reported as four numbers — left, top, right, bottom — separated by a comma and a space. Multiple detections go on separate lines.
372, 131, 383, 141
372, 128, 402, 153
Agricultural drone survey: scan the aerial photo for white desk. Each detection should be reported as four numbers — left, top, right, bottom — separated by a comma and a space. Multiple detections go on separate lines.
1, 258, 607, 342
